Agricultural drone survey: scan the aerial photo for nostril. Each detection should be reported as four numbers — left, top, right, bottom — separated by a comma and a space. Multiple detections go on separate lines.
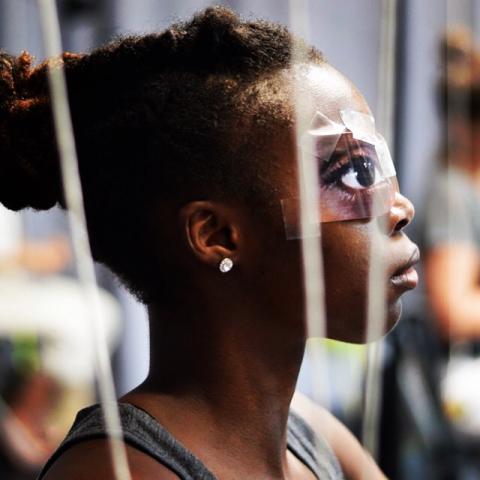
394, 218, 409, 232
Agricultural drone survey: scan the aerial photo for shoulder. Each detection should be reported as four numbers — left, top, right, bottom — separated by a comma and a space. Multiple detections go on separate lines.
291, 392, 387, 480
41, 439, 180, 480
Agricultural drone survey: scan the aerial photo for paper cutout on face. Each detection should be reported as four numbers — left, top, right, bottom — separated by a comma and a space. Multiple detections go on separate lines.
282, 110, 397, 239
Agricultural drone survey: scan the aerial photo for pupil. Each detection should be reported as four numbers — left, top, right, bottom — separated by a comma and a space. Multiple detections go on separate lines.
353, 158, 375, 187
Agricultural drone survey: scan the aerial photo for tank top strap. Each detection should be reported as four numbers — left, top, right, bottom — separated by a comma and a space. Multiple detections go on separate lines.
38, 403, 344, 480
287, 409, 344, 479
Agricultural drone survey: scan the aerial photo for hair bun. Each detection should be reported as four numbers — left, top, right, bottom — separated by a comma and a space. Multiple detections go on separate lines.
195, 6, 240, 37
187, 6, 248, 68
0, 51, 62, 212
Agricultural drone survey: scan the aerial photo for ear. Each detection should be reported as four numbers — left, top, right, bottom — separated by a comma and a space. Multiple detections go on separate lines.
179, 201, 241, 269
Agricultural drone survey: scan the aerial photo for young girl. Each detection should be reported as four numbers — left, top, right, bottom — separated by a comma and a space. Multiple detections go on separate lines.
0, 6, 417, 479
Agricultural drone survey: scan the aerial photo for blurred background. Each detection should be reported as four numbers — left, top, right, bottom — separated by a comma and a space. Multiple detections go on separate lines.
1, 0, 480, 479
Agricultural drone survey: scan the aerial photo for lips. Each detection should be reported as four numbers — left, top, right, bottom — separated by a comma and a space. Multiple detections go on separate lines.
390, 247, 420, 290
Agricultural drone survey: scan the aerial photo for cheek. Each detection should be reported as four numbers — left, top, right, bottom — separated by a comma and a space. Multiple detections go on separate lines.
321, 222, 373, 342
264, 213, 401, 342
321, 222, 402, 343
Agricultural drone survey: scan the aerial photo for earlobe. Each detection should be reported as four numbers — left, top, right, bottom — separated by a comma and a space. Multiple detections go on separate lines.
180, 201, 239, 269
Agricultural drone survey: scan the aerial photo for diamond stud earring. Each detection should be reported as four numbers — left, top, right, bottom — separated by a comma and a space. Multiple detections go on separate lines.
219, 257, 233, 273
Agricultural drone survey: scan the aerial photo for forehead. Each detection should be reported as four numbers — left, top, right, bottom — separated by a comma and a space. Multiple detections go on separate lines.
289, 63, 372, 125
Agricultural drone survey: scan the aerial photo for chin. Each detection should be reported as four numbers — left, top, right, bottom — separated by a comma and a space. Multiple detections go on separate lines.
385, 299, 403, 333
363, 299, 403, 343
325, 299, 403, 344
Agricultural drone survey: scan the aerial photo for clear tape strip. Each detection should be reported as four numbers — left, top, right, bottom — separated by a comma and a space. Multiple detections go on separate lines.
37, 1, 131, 479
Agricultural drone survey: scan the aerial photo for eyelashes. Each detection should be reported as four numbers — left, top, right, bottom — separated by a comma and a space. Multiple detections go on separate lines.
321, 154, 383, 192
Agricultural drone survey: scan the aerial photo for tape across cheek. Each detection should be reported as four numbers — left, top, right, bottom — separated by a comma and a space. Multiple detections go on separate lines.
281, 198, 320, 240
280, 179, 396, 240
375, 135, 396, 178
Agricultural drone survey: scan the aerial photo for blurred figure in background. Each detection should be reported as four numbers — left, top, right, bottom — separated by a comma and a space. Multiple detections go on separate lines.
378, 27, 480, 480
0, 205, 120, 479
423, 25, 480, 453
425, 27, 480, 344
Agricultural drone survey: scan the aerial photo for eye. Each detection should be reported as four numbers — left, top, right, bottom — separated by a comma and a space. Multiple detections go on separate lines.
340, 157, 382, 190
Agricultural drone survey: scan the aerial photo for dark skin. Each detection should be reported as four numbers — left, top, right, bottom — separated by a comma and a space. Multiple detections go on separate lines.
44, 64, 415, 479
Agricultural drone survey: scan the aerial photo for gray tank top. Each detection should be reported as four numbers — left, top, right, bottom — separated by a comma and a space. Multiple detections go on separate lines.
38, 403, 344, 479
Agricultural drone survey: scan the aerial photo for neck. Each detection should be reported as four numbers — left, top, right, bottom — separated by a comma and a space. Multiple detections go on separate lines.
124, 297, 306, 479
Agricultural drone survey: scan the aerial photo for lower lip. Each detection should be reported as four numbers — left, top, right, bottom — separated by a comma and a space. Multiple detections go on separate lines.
390, 266, 418, 290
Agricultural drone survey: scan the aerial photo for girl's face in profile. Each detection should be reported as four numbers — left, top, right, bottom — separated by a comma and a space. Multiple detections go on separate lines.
270, 64, 418, 343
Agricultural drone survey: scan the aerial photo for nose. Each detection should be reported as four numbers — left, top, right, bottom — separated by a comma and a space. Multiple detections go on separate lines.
387, 191, 415, 235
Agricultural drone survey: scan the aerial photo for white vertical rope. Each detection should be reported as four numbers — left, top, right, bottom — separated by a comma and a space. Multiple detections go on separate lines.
361, 0, 398, 468
36, 1, 131, 479
288, 0, 331, 416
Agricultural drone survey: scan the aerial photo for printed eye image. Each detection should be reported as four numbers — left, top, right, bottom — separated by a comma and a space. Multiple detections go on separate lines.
312, 134, 394, 223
